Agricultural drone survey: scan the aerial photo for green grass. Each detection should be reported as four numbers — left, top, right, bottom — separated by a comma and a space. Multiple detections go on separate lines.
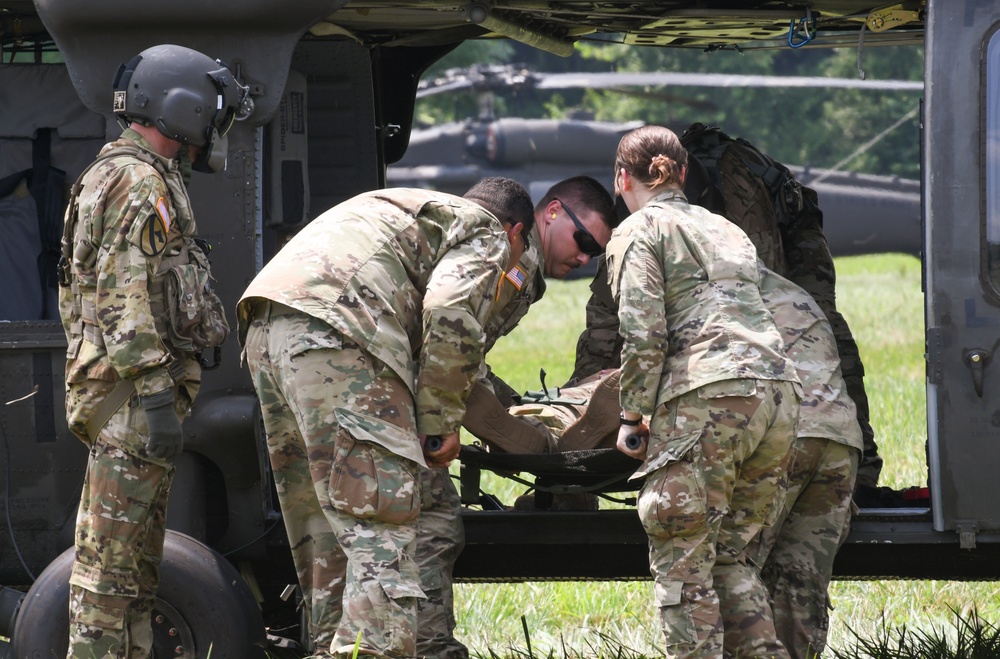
451, 253, 1000, 658
830, 608, 1000, 659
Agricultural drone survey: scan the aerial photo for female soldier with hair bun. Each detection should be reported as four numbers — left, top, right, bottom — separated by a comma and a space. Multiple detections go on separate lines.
607, 124, 801, 658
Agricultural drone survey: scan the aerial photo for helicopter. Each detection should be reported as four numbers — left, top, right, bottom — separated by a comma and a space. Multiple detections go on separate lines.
389, 64, 924, 260
10, 0, 1000, 655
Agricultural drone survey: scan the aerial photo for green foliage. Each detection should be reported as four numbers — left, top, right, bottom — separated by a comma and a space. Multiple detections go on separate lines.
413, 38, 923, 178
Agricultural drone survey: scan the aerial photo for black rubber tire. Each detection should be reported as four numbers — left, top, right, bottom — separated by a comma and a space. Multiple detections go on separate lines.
9, 530, 268, 658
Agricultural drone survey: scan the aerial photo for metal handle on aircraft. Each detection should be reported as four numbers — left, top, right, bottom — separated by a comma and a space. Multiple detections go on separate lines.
964, 349, 990, 398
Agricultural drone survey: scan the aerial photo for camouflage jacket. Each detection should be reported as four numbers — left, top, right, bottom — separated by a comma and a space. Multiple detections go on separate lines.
569, 255, 622, 385
605, 190, 798, 417
759, 268, 863, 449
483, 222, 544, 352
237, 188, 509, 436
59, 129, 201, 441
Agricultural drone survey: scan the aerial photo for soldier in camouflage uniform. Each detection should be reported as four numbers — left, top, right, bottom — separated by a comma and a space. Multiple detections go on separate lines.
58, 45, 242, 658
416, 175, 616, 659
460, 267, 859, 653
744, 268, 862, 659
608, 125, 800, 658
236, 178, 534, 658
572, 123, 883, 494
477, 175, 618, 403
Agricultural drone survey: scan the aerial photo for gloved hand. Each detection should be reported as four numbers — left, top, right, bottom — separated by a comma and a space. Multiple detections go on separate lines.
140, 389, 183, 460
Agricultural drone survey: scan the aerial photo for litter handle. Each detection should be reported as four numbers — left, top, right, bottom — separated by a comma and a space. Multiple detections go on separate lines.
624, 434, 644, 451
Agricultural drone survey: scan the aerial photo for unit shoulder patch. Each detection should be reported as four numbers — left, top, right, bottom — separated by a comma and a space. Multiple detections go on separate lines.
136, 197, 171, 256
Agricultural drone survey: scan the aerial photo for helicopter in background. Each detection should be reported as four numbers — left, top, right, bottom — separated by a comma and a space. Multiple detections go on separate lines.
388, 64, 923, 258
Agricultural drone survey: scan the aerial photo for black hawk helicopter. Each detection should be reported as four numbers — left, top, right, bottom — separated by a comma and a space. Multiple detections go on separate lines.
390, 63, 923, 259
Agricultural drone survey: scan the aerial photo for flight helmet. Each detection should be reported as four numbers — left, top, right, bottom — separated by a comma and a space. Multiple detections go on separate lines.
112, 44, 247, 172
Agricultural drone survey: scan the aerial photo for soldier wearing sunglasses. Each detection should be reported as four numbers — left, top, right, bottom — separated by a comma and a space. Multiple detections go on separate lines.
481, 176, 617, 360
415, 175, 617, 659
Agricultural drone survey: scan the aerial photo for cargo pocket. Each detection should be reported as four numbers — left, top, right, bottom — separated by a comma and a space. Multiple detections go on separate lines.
369, 573, 425, 656
69, 587, 132, 632
65, 338, 117, 385
69, 561, 141, 631
638, 431, 707, 539
654, 578, 696, 647
328, 433, 419, 526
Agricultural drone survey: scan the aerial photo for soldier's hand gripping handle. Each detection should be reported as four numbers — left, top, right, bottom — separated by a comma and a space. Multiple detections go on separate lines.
140, 389, 184, 460
625, 433, 644, 451
616, 415, 649, 460
425, 435, 444, 453
422, 432, 460, 468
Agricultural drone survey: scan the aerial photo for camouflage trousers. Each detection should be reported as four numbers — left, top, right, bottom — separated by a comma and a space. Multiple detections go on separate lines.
748, 439, 859, 659
67, 412, 174, 659
637, 379, 798, 659
244, 307, 425, 658
415, 467, 469, 659
783, 220, 881, 487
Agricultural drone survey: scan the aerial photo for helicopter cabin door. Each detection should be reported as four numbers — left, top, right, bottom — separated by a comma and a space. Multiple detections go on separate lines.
925, 0, 1000, 541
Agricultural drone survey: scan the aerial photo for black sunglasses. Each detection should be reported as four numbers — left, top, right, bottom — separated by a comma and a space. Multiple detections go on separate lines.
554, 198, 604, 257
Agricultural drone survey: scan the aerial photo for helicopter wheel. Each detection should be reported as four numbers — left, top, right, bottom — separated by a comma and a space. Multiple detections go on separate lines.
10, 530, 267, 658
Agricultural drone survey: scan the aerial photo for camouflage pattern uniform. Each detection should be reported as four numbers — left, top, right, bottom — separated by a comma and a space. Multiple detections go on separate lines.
493, 371, 618, 451
572, 160, 881, 489
606, 190, 800, 658
569, 265, 623, 385
415, 467, 468, 659
781, 206, 881, 487
485, 223, 545, 355
744, 269, 862, 658
59, 129, 204, 658
237, 188, 509, 658
407, 223, 545, 659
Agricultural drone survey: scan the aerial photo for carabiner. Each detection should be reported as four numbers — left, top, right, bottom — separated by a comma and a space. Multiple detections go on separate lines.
788, 7, 817, 48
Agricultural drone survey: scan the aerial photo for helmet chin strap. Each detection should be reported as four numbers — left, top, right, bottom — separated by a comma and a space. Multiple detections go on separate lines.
192, 130, 228, 173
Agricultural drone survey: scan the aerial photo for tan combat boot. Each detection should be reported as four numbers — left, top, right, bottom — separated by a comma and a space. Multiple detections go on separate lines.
557, 369, 622, 451
462, 381, 555, 453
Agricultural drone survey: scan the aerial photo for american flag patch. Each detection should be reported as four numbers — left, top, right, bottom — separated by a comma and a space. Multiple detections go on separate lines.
505, 266, 527, 290
155, 197, 172, 232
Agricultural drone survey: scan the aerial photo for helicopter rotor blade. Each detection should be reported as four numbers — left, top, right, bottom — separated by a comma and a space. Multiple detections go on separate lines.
417, 66, 923, 98
534, 71, 923, 91
416, 78, 479, 98
598, 87, 719, 112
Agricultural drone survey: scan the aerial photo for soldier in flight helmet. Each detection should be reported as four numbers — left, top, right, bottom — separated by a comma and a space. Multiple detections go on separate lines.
112, 43, 246, 172
59, 44, 242, 659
